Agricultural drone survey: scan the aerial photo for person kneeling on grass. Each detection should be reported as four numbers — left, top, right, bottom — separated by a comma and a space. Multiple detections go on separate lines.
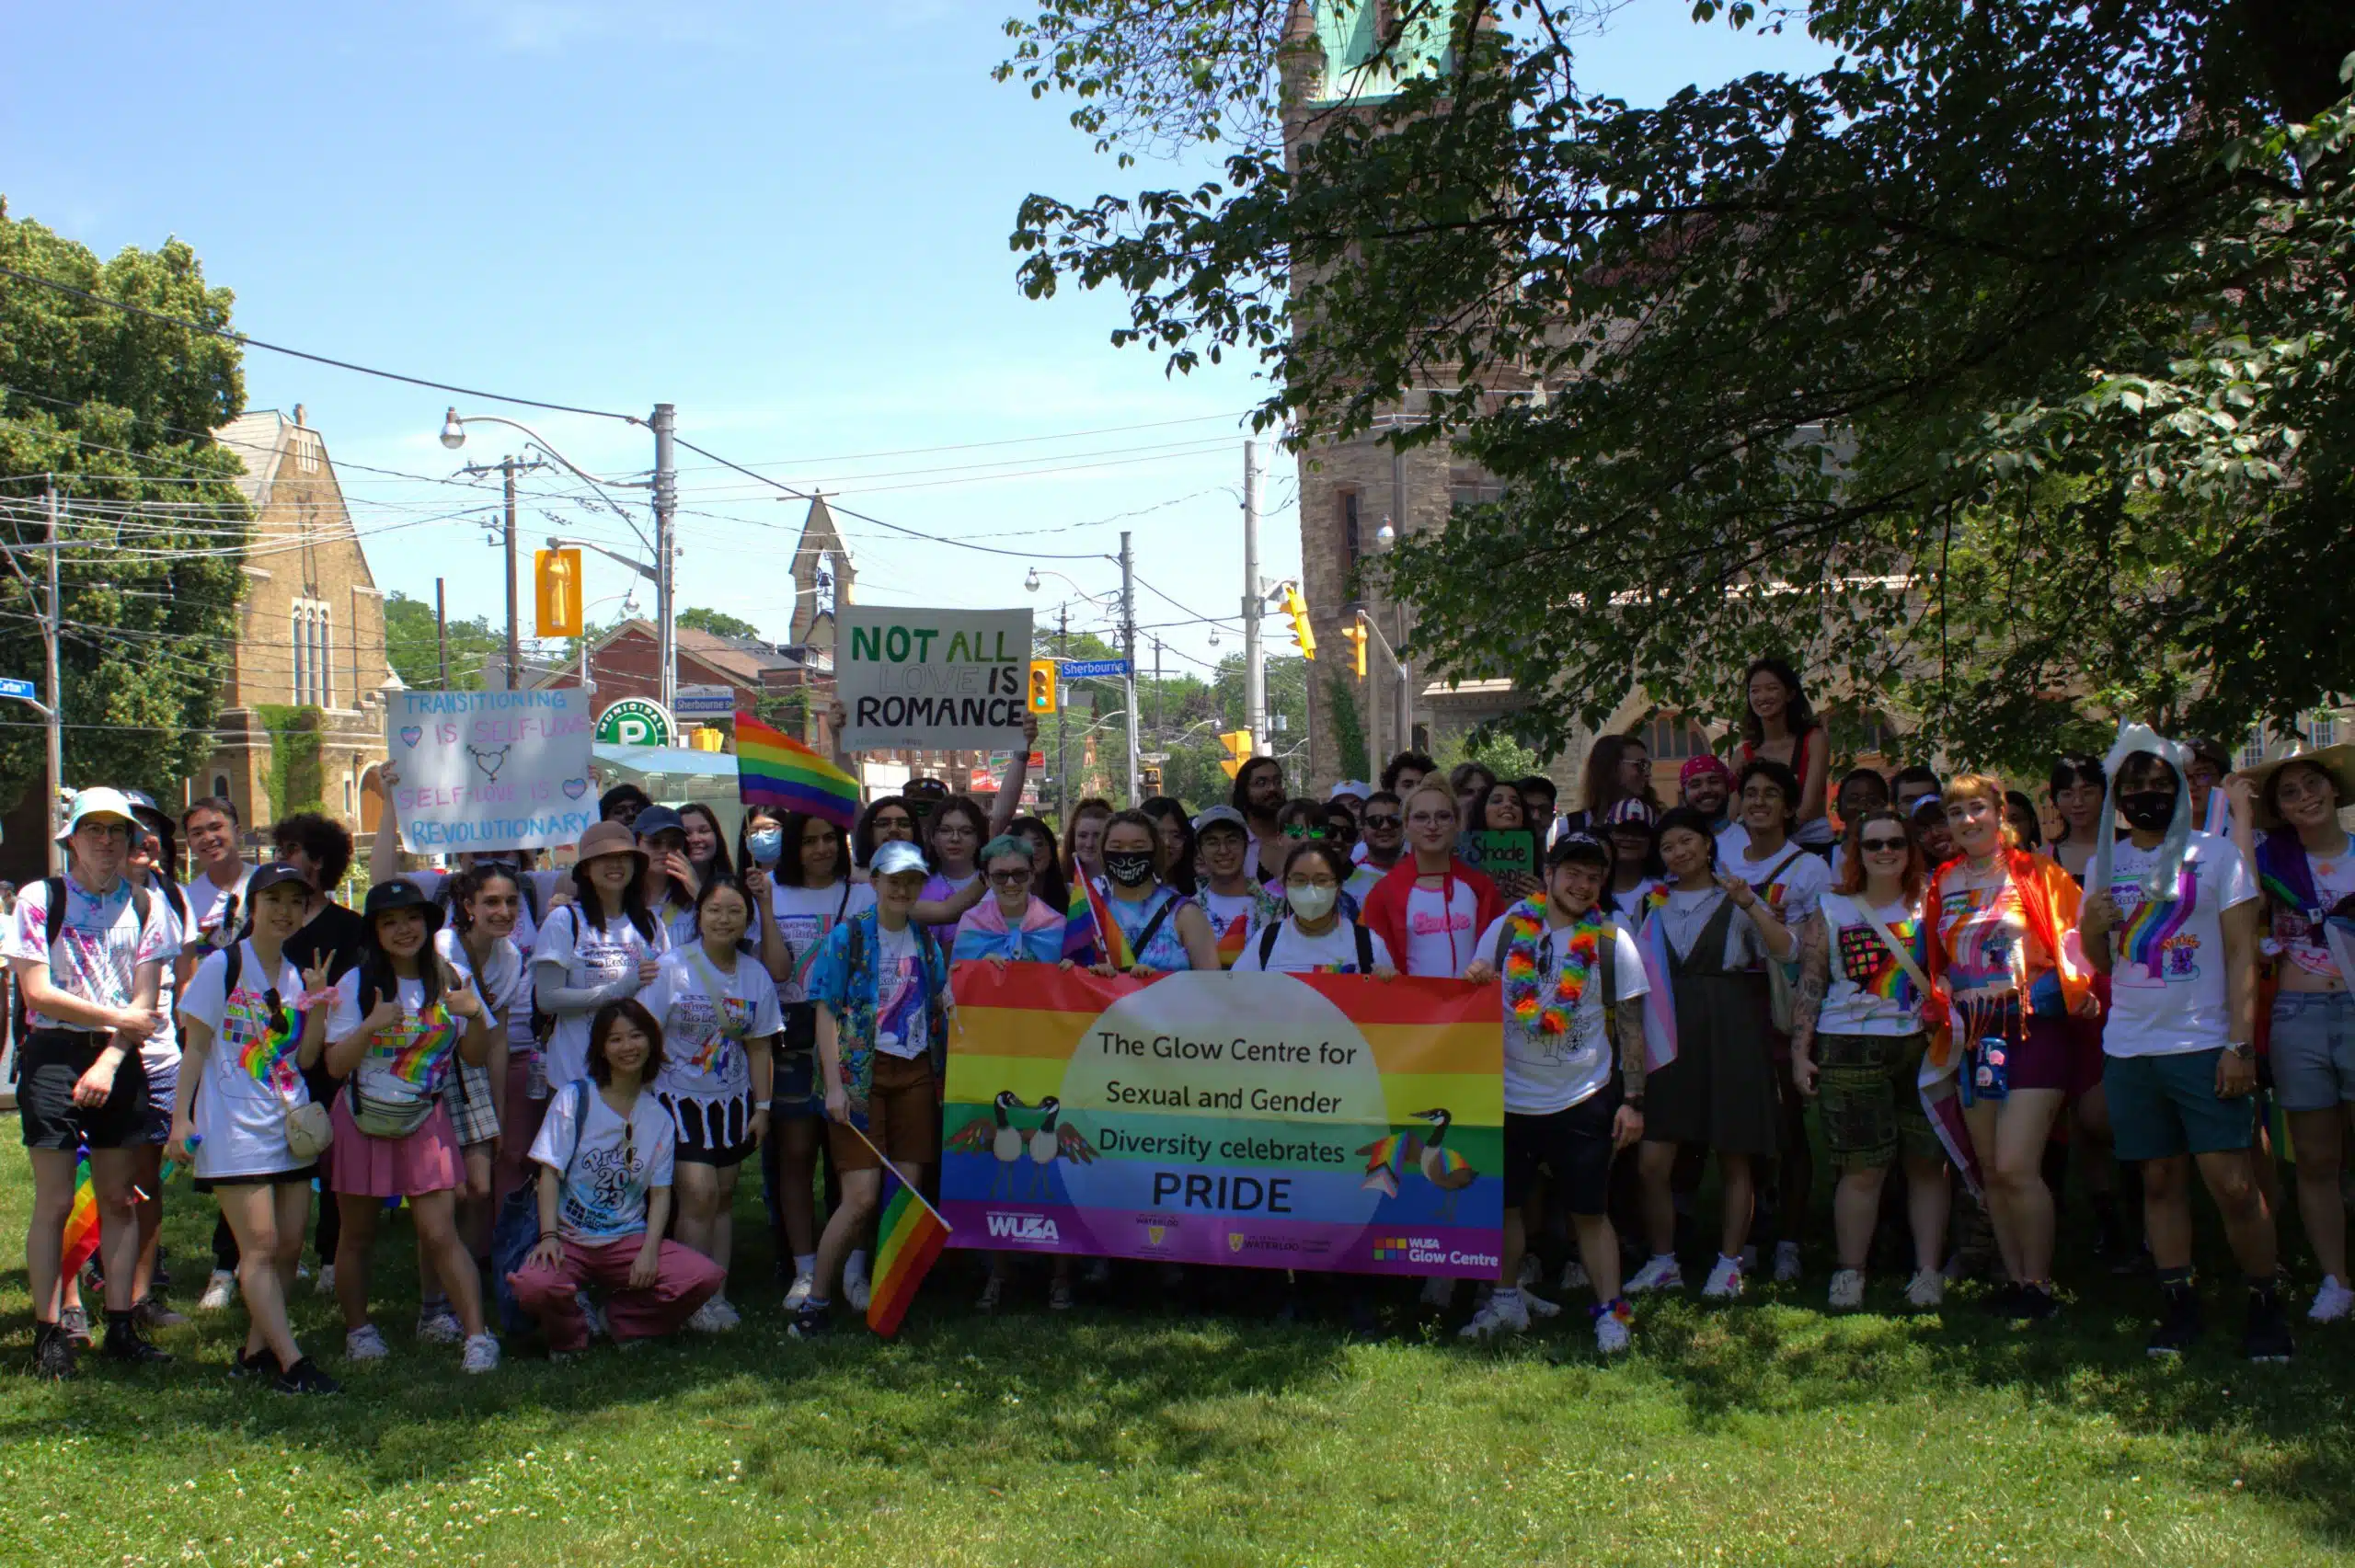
1462, 834, 1649, 1351
796, 840, 954, 1339
509, 999, 721, 1356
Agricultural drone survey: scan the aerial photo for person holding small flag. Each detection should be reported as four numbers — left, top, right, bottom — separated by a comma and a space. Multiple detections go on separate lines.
1073, 812, 1218, 979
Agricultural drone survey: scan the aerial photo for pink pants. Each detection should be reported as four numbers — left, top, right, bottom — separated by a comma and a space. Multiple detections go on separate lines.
493, 1057, 550, 1214
507, 1235, 722, 1353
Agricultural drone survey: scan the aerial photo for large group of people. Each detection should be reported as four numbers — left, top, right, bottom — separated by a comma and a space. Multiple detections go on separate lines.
17, 670, 2354, 1389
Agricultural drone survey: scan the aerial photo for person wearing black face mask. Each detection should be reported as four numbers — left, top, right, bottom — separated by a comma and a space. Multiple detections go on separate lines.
1074, 811, 1218, 979
2080, 746, 2286, 1361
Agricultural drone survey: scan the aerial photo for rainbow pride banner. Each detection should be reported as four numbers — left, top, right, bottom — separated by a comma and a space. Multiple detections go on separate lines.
941, 965, 1502, 1276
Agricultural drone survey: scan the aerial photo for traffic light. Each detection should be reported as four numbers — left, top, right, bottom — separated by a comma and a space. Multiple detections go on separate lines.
1341, 612, 1369, 679
1217, 729, 1254, 779
1281, 583, 1316, 660
534, 548, 582, 637
1141, 763, 1163, 794
1027, 659, 1058, 715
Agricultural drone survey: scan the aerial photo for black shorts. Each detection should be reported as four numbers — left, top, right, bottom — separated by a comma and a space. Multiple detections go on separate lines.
1503, 1090, 1621, 1214
659, 1088, 758, 1167
17, 1030, 152, 1152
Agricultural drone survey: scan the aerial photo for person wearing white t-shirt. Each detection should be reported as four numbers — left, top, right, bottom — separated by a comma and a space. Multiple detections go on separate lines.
1360, 784, 1503, 985
1195, 807, 1282, 969
179, 795, 252, 956
1461, 834, 1649, 1351
1232, 842, 1397, 976
532, 822, 669, 1091
2080, 745, 2289, 1362
1790, 810, 1948, 1311
167, 861, 338, 1393
643, 877, 783, 1333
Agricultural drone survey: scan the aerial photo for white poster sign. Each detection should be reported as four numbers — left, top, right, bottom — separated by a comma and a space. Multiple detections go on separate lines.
838, 606, 1032, 752
385, 689, 596, 853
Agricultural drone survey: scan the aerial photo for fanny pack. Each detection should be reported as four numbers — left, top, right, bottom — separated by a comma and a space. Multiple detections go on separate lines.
346, 1079, 436, 1140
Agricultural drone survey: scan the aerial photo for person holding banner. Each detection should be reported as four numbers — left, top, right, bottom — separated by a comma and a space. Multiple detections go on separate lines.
1360, 785, 1503, 984
1007, 815, 1070, 918
1063, 798, 1114, 890
1470, 782, 1544, 905
1233, 841, 1396, 978
1625, 807, 1799, 1301
508, 999, 724, 1356
644, 876, 781, 1332
1462, 833, 1649, 1349
1789, 811, 1950, 1310
533, 821, 671, 1092
1194, 807, 1283, 971
1079, 813, 1219, 979
796, 841, 956, 1339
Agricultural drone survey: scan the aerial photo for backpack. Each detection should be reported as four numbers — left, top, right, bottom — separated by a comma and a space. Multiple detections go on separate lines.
14, 875, 156, 1041
842, 915, 949, 1074
1490, 910, 1622, 1043
1258, 919, 1376, 974
491, 1076, 592, 1337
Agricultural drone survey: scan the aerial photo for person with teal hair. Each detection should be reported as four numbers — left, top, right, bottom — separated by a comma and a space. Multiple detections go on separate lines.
951, 837, 1067, 966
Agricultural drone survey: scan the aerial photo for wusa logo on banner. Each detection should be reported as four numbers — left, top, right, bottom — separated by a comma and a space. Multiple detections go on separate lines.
985, 1212, 1062, 1243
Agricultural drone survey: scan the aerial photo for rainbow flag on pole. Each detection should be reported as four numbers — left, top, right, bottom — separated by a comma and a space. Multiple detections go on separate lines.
734, 711, 859, 830
1077, 876, 1133, 971
61, 1150, 101, 1278
865, 1150, 952, 1338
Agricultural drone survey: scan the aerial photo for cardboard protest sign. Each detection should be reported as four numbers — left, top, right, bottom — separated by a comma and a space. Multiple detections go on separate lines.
1456, 830, 1539, 878
838, 606, 1032, 752
941, 965, 1503, 1276
385, 690, 595, 853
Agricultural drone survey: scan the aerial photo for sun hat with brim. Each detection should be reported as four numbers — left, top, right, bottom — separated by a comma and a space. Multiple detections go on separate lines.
362, 877, 444, 933
2246, 743, 2355, 832
59, 787, 141, 842
575, 818, 649, 866
246, 862, 313, 900
870, 840, 930, 879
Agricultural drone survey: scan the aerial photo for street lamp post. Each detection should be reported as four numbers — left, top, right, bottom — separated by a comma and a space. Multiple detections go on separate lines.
441, 404, 679, 708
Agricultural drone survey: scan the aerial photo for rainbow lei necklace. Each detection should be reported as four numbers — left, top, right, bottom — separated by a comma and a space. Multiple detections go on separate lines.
1502, 896, 1606, 1036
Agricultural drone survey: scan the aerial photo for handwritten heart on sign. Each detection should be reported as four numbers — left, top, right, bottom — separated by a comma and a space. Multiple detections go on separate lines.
397, 727, 423, 749
562, 778, 589, 800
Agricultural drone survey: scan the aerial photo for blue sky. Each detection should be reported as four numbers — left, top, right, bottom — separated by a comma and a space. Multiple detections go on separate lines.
5, 1, 1831, 681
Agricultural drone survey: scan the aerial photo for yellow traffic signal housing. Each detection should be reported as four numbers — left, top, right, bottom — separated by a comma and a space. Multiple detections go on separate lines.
1217, 728, 1254, 779
1341, 613, 1369, 679
1028, 659, 1058, 715
534, 548, 583, 637
1281, 584, 1316, 660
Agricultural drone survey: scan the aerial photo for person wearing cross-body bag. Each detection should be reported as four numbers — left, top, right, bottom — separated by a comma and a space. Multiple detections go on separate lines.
1791, 810, 1950, 1311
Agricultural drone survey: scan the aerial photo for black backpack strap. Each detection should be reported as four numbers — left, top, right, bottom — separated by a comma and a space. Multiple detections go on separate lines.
1354, 921, 1374, 974
42, 876, 66, 952
222, 940, 243, 999
1129, 895, 1179, 966
1258, 921, 1282, 967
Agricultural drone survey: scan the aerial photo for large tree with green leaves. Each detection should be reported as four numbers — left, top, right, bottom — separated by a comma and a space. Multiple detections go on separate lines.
1003, 0, 2355, 767
0, 204, 249, 806
384, 591, 501, 691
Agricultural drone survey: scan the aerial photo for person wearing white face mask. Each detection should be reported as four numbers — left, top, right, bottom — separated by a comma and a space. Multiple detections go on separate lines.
1232, 842, 1397, 977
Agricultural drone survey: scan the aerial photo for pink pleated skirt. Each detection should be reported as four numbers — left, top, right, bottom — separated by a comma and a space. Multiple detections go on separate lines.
327, 1093, 464, 1197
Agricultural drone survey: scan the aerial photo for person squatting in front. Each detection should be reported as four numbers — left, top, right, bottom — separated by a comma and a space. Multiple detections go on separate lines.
1461, 833, 1650, 1350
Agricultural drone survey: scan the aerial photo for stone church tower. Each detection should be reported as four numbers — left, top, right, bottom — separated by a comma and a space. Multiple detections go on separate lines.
784, 494, 855, 674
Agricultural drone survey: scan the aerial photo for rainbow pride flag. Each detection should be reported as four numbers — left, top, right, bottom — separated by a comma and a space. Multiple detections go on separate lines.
62, 1150, 100, 1277
735, 710, 859, 830
1079, 876, 1134, 971
1060, 880, 1097, 962
867, 1164, 950, 1338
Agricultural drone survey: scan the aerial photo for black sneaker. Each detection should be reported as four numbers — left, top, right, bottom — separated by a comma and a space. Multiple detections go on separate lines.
788, 1302, 833, 1340
100, 1318, 174, 1366
29, 1323, 77, 1381
2147, 1286, 2201, 1357
1982, 1281, 2024, 1316
274, 1356, 343, 1395
2009, 1283, 2060, 1322
230, 1346, 281, 1379
2243, 1290, 2294, 1364
57, 1305, 91, 1346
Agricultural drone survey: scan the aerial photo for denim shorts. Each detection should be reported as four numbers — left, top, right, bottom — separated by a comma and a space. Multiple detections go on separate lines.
2104, 1048, 2256, 1161
2269, 990, 2355, 1113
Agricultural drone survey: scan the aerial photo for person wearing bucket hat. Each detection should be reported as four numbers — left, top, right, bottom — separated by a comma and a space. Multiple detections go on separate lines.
167, 862, 339, 1392
534, 819, 669, 1095
2078, 732, 2288, 1360
319, 877, 503, 1372
8, 785, 178, 1378
2246, 742, 2355, 1322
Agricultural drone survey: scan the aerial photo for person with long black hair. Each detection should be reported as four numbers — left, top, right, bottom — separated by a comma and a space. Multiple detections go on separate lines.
1141, 796, 1200, 897
1736, 658, 1832, 854
677, 802, 735, 889
1007, 815, 1069, 918
533, 821, 669, 1092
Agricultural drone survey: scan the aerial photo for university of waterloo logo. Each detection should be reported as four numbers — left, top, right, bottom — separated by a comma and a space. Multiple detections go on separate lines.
1228, 1231, 1246, 1253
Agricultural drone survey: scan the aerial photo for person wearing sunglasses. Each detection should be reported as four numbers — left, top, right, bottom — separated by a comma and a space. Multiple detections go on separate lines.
168, 861, 339, 1393
1345, 791, 1407, 907
1791, 811, 1948, 1311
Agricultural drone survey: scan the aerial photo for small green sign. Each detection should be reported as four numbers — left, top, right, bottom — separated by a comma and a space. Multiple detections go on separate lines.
594, 697, 678, 749
1457, 830, 1538, 877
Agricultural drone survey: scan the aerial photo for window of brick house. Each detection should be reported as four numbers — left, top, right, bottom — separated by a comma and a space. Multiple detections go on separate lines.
1645, 713, 1711, 761
1338, 489, 1361, 574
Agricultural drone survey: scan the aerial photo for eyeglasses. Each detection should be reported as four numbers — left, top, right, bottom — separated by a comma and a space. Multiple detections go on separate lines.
1859, 836, 1910, 853
1361, 815, 1402, 830
987, 868, 1032, 886
1408, 810, 1456, 826
1285, 878, 1339, 892
1281, 826, 1327, 840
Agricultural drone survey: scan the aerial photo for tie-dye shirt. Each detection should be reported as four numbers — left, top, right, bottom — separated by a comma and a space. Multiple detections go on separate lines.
1816, 893, 1927, 1036
0, 875, 174, 1031
326, 963, 478, 1106
2101, 830, 2257, 1059
176, 940, 315, 1179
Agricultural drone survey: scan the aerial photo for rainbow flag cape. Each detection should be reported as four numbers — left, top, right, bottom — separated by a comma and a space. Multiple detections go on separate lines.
1631, 908, 1681, 1073
62, 1150, 101, 1278
735, 710, 859, 830
867, 1164, 951, 1338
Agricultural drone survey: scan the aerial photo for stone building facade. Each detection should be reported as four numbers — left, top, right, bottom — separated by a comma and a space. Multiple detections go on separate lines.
188, 407, 398, 844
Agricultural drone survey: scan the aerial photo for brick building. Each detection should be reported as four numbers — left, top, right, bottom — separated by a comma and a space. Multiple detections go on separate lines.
531, 618, 830, 747
188, 406, 398, 843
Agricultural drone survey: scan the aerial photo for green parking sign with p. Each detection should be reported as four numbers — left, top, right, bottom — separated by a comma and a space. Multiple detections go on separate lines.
594, 697, 678, 749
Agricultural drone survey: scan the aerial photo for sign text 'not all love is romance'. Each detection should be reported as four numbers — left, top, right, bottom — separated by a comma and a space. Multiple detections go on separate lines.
386, 689, 594, 853
837, 606, 1032, 753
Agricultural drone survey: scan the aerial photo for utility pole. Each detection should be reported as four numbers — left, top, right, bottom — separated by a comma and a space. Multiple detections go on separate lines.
1242, 440, 1266, 758
1055, 603, 1070, 823
1120, 530, 1140, 807
651, 402, 679, 712
1390, 441, 1412, 753
1152, 635, 1163, 740
40, 485, 62, 873
459, 453, 546, 691
434, 577, 450, 688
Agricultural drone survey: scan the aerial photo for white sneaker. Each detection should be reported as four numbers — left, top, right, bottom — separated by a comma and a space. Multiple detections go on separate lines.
1594, 1305, 1632, 1355
844, 1272, 871, 1314
1419, 1275, 1456, 1310
416, 1304, 465, 1344
344, 1323, 389, 1361
685, 1299, 734, 1333
1521, 1289, 1563, 1321
1559, 1258, 1590, 1293
1774, 1241, 1803, 1283
1904, 1269, 1946, 1309
316, 1264, 336, 1296
1702, 1254, 1745, 1299
1624, 1254, 1683, 1295
1827, 1268, 1865, 1310
706, 1295, 742, 1330
1515, 1253, 1543, 1288
784, 1270, 814, 1311
197, 1269, 237, 1311
2309, 1275, 2355, 1323
582, 1299, 609, 1340
1458, 1286, 1531, 1340
461, 1333, 500, 1374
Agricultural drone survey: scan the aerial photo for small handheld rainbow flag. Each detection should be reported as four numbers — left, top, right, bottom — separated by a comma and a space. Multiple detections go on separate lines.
1061, 879, 1097, 962
735, 710, 860, 830
854, 1127, 951, 1338
61, 1150, 101, 1278
1079, 876, 1134, 971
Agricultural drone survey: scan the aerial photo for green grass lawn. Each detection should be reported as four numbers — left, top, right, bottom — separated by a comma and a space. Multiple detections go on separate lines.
2, 1141, 2351, 1567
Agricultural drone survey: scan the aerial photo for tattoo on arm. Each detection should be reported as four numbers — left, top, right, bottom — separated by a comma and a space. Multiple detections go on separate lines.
1615, 1001, 1648, 1096
1795, 917, 1829, 1026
